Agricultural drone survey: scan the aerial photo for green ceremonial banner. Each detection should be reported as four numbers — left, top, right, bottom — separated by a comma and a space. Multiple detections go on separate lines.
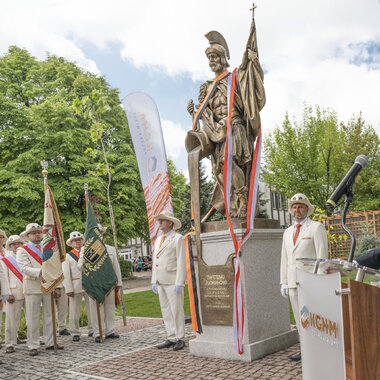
82, 201, 117, 304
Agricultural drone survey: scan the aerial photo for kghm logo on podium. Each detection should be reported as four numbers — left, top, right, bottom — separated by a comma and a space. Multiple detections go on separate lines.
300, 305, 340, 348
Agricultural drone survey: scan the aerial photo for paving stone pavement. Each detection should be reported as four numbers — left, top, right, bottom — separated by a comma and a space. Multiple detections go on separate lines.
0, 318, 302, 380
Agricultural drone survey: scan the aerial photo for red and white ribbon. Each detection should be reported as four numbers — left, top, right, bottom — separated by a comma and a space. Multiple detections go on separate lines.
223, 68, 262, 354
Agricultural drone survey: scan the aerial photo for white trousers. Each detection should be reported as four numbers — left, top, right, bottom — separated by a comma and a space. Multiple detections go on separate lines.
68, 292, 92, 335
289, 288, 300, 332
158, 285, 184, 341
56, 290, 68, 331
5, 299, 24, 347
25, 293, 53, 350
89, 290, 115, 338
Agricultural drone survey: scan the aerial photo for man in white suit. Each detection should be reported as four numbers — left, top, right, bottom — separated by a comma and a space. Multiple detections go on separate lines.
152, 211, 186, 351
63, 231, 92, 342
16, 223, 63, 356
80, 224, 122, 343
1, 235, 25, 353
0, 230, 10, 353
280, 193, 328, 361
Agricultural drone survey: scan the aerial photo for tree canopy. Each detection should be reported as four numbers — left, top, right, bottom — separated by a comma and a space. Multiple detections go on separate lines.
262, 104, 380, 212
0, 46, 186, 244
176, 162, 223, 234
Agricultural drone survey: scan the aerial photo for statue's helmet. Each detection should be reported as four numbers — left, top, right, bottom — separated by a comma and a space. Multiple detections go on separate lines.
205, 31, 230, 68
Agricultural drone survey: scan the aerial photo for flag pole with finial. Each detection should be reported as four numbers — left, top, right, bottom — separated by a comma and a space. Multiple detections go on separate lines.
84, 183, 103, 342
41, 160, 59, 353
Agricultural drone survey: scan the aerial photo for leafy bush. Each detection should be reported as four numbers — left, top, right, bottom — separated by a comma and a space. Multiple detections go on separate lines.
17, 314, 27, 340
79, 304, 88, 327
355, 223, 380, 258
119, 258, 132, 278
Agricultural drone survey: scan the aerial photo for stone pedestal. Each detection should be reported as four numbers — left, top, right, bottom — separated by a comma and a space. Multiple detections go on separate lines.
189, 226, 298, 362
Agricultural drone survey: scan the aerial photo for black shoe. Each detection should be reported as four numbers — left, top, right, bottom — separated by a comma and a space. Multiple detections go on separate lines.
105, 333, 120, 339
29, 349, 38, 356
173, 340, 185, 351
17, 338, 26, 344
95, 336, 102, 343
6, 346, 15, 354
73, 335, 80, 342
46, 344, 64, 350
88, 332, 94, 337
156, 340, 176, 349
290, 352, 301, 361
59, 329, 70, 336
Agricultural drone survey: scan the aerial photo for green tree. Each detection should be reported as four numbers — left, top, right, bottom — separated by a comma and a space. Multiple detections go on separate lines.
262, 104, 380, 212
167, 159, 187, 217
0, 46, 145, 240
177, 162, 221, 234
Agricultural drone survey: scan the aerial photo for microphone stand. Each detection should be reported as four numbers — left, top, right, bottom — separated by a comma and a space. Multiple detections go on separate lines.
341, 186, 356, 263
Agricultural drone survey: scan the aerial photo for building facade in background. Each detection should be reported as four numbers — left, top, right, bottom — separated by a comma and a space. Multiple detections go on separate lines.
259, 182, 292, 228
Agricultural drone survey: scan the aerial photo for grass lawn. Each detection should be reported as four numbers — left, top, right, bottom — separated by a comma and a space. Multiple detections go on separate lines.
115, 285, 295, 325
115, 285, 191, 318
0, 286, 295, 341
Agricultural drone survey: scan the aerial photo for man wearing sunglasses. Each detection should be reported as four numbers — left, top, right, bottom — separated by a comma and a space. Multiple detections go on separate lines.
280, 194, 328, 361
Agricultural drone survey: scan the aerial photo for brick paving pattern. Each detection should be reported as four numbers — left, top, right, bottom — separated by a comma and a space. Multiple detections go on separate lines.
0, 317, 302, 379
73, 336, 302, 380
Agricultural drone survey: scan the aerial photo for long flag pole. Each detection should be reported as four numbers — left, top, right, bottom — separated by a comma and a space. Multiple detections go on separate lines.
84, 183, 103, 341
41, 161, 58, 354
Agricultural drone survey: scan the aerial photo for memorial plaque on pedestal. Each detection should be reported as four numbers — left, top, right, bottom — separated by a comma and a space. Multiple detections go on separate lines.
198, 254, 235, 326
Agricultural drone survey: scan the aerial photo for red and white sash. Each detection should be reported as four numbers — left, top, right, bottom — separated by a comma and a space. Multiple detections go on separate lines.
223, 69, 262, 355
2, 254, 23, 283
22, 243, 43, 265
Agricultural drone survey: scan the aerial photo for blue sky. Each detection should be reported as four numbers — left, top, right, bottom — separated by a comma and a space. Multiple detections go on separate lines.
2, 0, 380, 177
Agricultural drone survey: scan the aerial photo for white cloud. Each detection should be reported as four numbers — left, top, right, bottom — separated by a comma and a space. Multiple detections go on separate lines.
1, 0, 380, 136
160, 118, 188, 159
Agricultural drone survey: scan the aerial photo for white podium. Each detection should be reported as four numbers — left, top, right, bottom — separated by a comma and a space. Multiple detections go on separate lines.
297, 259, 380, 380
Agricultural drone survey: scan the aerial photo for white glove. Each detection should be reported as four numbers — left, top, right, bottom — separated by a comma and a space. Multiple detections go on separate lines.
174, 285, 184, 294
152, 284, 158, 294
280, 284, 289, 298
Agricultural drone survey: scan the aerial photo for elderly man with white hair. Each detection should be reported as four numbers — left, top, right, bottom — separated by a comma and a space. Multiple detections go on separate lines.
280, 193, 328, 361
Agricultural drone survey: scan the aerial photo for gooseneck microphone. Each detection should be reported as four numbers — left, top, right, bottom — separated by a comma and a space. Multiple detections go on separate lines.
325, 155, 369, 210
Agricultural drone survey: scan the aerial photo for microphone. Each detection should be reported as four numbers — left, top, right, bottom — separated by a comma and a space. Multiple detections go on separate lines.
325, 155, 368, 210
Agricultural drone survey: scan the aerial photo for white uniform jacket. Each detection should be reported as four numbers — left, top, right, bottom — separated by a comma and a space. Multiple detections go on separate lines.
1, 252, 24, 300
105, 245, 122, 287
0, 248, 9, 259
16, 244, 43, 295
63, 249, 83, 294
78, 244, 122, 287
151, 232, 186, 287
280, 218, 328, 289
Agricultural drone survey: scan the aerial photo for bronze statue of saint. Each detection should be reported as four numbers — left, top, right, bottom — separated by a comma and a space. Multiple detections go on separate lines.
186, 5, 265, 219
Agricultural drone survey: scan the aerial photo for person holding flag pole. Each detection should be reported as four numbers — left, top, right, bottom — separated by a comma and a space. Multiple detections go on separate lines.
16, 161, 65, 356
80, 184, 120, 343
63, 231, 93, 341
